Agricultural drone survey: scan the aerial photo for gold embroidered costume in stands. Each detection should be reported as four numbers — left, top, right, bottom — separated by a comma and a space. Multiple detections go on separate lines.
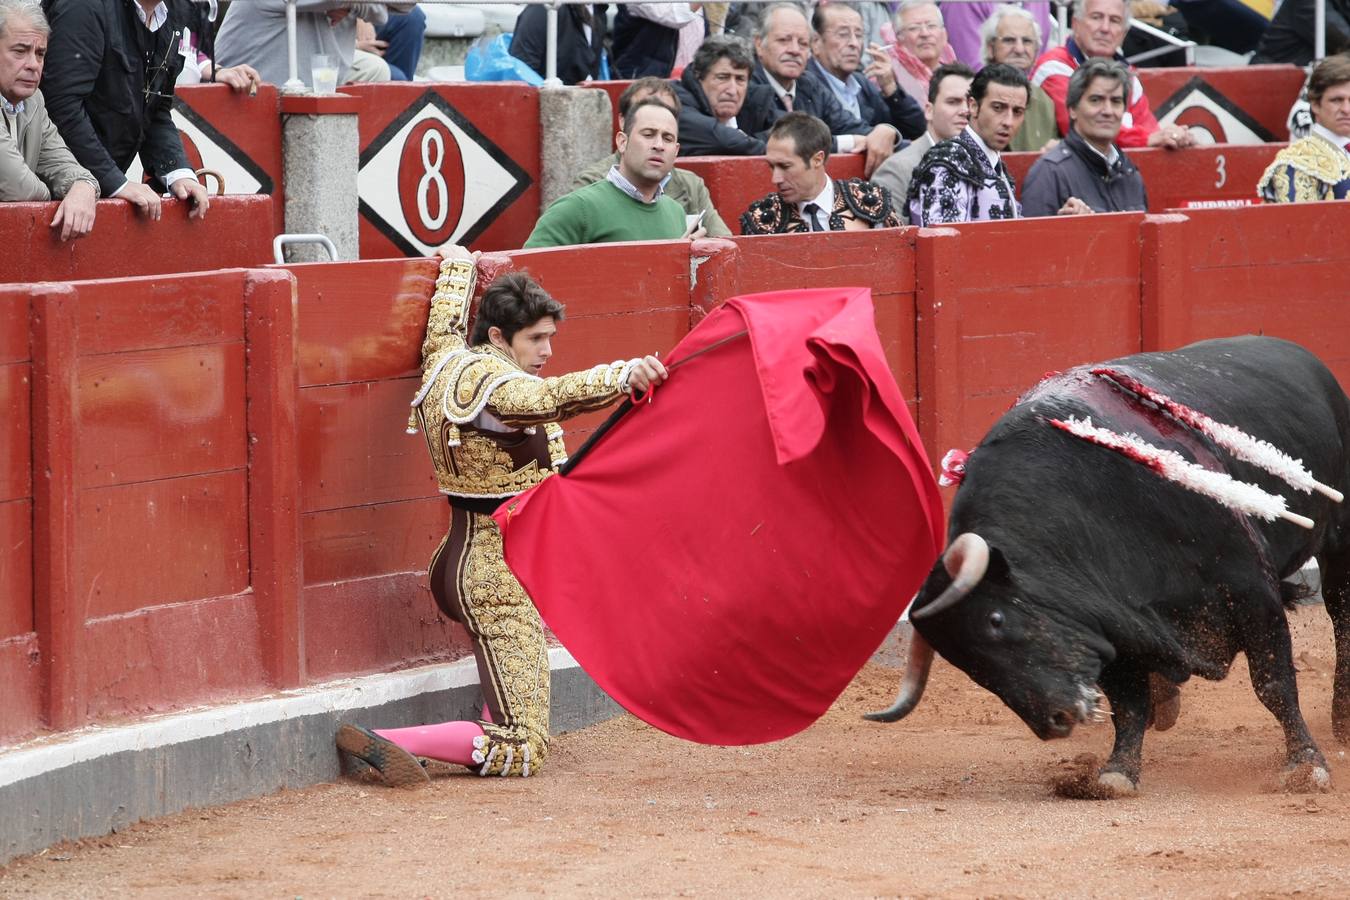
1257, 131, 1350, 203
407, 258, 632, 777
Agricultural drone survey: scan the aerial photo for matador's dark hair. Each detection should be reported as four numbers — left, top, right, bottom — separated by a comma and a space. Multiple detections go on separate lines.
470, 272, 566, 345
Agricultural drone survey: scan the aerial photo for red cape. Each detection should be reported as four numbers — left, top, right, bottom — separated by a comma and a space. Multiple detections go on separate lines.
494, 288, 944, 745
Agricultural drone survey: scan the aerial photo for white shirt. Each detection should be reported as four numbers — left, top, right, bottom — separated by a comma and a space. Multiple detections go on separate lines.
1312, 122, 1350, 154
1082, 138, 1120, 168
965, 125, 1019, 218
798, 179, 836, 230
606, 164, 670, 203
0, 98, 24, 116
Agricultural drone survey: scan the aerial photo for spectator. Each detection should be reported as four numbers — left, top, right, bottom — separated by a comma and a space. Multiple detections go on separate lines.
354, 7, 427, 81
752, 3, 897, 176
981, 5, 1056, 152
572, 78, 731, 237
1258, 54, 1350, 203
943, 0, 1054, 69
807, 3, 925, 139
741, 111, 901, 233
908, 62, 1027, 225
509, 2, 606, 85
41, 0, 209, 220
1030, 0, 1193, 149
215, 2, 412, 89
883, 1, 957, 109
1252, 0, 1350, 65
175, 2, 260, 91
0, 0, 97, 239
672, 33, 782, 156
870, 62, 973, 213
1021, 59, 1148, 217
525, 99, 691, 248
612, 3, 704, 78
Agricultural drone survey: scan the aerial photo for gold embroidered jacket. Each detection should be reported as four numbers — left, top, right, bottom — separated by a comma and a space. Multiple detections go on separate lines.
408, 259, 633, 500
1258, 133, 1350, 204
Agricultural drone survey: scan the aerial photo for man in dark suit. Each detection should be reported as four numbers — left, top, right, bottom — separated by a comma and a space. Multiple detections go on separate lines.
750, 2, 897, 176
41, 0, 210, 219
807, 3, 924, 140
672, 33, 782, 156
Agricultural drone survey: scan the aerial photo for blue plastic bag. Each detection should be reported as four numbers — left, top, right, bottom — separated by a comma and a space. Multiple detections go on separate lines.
465, 33, 544, 86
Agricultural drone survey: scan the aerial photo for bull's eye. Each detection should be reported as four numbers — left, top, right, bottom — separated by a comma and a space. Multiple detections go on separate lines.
989, 610, 1004, 629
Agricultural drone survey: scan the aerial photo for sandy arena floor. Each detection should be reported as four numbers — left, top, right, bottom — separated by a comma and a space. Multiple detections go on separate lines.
2, 607, 1349, 899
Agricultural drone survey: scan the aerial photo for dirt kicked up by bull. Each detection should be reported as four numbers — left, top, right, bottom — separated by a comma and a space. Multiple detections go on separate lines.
868, 335, 1350, 799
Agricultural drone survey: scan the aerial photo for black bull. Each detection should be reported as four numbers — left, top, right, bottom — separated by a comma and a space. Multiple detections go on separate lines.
869, 336, 1350, 795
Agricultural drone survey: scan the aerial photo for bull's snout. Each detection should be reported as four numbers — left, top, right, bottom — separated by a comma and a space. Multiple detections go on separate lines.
1047, 709, 1077, 738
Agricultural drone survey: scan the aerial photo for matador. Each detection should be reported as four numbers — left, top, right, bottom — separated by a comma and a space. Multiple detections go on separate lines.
337, 249, 666, 784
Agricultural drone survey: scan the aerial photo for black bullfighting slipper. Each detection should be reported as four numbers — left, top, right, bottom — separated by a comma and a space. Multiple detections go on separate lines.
336, 724, 430, 788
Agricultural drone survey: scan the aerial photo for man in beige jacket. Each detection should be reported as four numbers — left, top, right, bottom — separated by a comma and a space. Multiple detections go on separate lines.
0, 0, 98, 240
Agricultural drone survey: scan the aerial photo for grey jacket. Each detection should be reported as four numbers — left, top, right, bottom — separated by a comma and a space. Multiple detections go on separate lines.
216, 0, 397, 87
0, 90, 99, 202
1020, 128, 1148, 218
869, 131, 932, 219
571, 153, 732, 238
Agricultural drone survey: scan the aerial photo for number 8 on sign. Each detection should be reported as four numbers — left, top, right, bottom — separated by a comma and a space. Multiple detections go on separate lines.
398, 118, 465, 246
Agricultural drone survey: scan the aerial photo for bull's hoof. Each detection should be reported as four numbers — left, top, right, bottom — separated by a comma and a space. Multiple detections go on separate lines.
1280, 762, 1331, 794
1051, 755, 1138, 799
1148, 675, 1181, 732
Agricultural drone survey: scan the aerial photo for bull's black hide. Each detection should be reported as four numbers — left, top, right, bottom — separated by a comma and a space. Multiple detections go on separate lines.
886, 336, 1350, 795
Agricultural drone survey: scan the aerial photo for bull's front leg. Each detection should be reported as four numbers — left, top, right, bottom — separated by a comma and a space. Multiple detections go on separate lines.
1240, 597, 1330, 792
1096, 664, 1151, 795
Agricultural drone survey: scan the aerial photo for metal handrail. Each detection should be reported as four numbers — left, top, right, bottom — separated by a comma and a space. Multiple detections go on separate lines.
273, 233, 339, 264
1125, 18, 1197, 67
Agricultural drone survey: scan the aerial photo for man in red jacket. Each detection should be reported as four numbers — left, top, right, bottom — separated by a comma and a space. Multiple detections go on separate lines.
1029, 0, 1194, 150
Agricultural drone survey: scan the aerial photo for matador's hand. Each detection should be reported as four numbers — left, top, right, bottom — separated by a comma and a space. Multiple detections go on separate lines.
624, 355, 669, 394
435, 242, 479, 264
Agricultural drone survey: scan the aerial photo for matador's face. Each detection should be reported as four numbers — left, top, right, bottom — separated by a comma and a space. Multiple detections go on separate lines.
494, 316, 557, 376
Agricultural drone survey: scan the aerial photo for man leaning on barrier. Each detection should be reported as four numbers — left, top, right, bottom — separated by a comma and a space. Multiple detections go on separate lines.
0, 0, 98, 239
1020, 58, 1148, 217
524, 98, 696, 248
572, 77, 731, 238
41, 0, 210, 221
336, 247, 668, 784
1258, 54, 1350, 204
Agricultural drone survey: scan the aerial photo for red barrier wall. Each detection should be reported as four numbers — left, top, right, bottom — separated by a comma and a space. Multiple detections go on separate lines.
0, 284, 36, 741
1138, 65, 1304, 143
174, 84, 286, 232
6, 201, 1350, 744
342, 83, 541, 259
915, 214, 1146, 465
0, 196, 275, 285
1142, 202, 1350, 386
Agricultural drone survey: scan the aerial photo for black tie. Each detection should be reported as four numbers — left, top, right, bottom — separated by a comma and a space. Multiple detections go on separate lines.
803, 203, 825, 232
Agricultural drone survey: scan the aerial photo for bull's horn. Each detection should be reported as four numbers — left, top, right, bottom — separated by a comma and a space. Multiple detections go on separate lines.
864, 628, 934, 722
911, 532, 990, 622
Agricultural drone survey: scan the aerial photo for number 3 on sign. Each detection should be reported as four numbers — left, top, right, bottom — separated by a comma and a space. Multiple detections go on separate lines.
417, 129, 449, 231
1214, 153, 1226, 190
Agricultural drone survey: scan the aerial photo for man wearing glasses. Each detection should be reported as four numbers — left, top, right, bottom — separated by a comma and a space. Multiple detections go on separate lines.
981, 5, 1057, 152
40, 0, 210, 220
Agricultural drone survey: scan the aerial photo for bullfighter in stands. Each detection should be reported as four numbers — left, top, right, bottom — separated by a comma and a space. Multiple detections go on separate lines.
1258, 54, 1350, 204
741, 112, 901, 234
336, 249, 666, 784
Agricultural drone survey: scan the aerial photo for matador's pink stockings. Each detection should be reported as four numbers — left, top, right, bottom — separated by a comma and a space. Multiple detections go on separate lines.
374, 706, 492, 766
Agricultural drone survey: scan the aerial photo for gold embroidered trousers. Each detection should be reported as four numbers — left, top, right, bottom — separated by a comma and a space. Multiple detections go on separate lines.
430, 505, 550, 776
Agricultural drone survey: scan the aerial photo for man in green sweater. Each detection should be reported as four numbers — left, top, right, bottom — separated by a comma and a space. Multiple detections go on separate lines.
571, 78, 732, 238
524, 99, 692, 248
